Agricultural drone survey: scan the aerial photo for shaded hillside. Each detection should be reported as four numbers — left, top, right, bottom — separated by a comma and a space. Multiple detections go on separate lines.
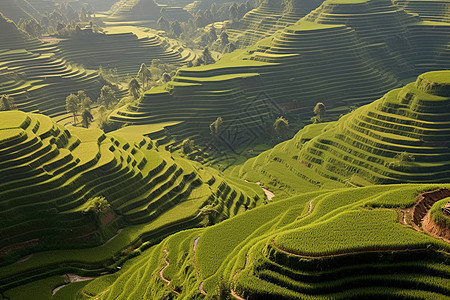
0, 0, 41, 22
0, 14, 196, 118
107, 0, 191, 22
0, 13, 103, 117
111, 0, 450, 148
235, 71, 450, 190
56, 29, 195, 76
393, 0, 450, 22
298, 70, 450, 184
80, 184, 450, 299
0, 110, 265, 291
227, 0, 324, 47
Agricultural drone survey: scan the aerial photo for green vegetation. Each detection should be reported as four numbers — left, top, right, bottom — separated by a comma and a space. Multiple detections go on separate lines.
1, 0, 450, 298
80, 184, 449, 299
110, 0, 450, 152
0, 110, 265, 293
430, 198, 450, 228
0, 94, 16, 111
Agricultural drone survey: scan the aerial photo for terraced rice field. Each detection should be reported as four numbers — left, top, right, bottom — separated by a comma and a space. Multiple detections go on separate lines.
71, 184, 449, 299
0, 14, 103, 117
233, 70, 450, 193
111, 0, 450, 146
0, 111, 266, 292
295, 70, 450, 184
56, 28, 195, 76
0, 13, 197, 119
226, 0, 324, 47
393, 0, 450, 22
106, 0, 191, 22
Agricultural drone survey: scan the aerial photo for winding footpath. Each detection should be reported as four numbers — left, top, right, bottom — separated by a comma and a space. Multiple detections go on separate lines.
159, 249, 180, 295
244, 180, 275, 201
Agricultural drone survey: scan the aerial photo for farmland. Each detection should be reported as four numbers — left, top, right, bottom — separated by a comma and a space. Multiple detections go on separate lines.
0, 0, 449, 299
74, 184, 450, 299
111, 0, 450, 149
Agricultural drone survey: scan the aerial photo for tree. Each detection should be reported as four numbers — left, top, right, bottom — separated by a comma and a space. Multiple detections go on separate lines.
82, 196, 110, 215
77, 90, 92, 110
181, 138, 194, 154
219, 31, 229, 45
210, 117, 223, 137
137, 63, 152, 91
223, 42, 237, 54
81, 109, 93, 128
170, 20, 182, 37
0, 95, 16, 111
201, 47, 215, 65
157, 16, 169, 31
386, 151, 415, 169
193, 56, 205, 67
274, 117, 289, 140
128, 78, 141, 99
313, 102, 326, 122
229, 3, 238, 20
66, 93, 80, 124
98, 85, 116, 108
394, 151, 415, 165
162, 72, 171, 83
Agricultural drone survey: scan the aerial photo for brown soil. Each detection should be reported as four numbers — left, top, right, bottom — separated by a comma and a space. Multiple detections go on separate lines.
422, 211, 450, 242
100, 211, 116, 226
256, 182, 275, 201
0, 239, 39, 256
411, 188, 450, 227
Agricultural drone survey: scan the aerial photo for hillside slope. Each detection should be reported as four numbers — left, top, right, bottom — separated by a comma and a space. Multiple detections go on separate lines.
80, 184, 450, 299
227, 0, 324, 47
0, 13, 103, 117
0, 110, 265, 291
393, 0, 450, 22
0, 0, 41, 22
111, 0, 450, 148
106, 0, 191, 22
234, 70, 450, 192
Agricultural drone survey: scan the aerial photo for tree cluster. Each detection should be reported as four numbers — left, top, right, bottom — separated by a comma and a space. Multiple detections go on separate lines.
65, 90, 96, 127
18, 2, 103, 38
0, 95, 17, 111
156, 1, 252, 53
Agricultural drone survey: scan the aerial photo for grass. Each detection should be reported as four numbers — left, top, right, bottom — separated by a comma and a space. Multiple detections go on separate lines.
3, 276, 66, 300
0, 110, 265, 292
110, 1, 450, 157
78, 183, 450, 299
430, 197, 450, 228
235, 71, 450, 189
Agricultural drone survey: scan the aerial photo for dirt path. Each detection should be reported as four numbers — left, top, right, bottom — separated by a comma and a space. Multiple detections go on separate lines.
14, 254, 33, 264
192, 237, 201, 277
308, 199, 314, 214
244, 180, 275, 201
199, 281, 207, 296
230, 288, 246, 300
94, 288, 110, 300
159, 249, 180, 295
52, 274, 95, 295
